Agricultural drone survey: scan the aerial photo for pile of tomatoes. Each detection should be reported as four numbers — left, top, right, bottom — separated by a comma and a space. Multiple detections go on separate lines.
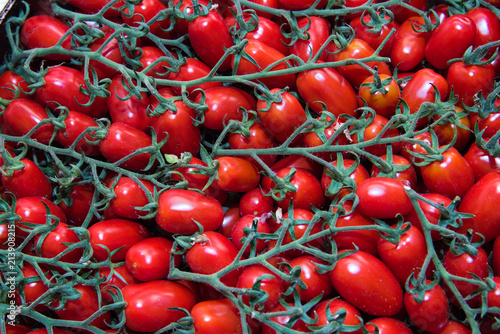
2, 0, 500, 333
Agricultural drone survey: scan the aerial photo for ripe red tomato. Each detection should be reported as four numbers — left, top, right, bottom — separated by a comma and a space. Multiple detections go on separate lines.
231, 214, 270, 254
2, 158, 53, 200
137, 46, 170, 79
431, 320, 473, 334
404, 280, 450, 332
364, 317, 413, 333
88, 219, 150, 262
14, 197, 66, 237
390, 16, 431, 71
352, 13, 400, 57
370, 154, 417, 189
352, 114, 401, 156
464, 141, 500, 181
121, 0, 172, 39
35, 223, 83, 263
87, 28, 129, 79
168, 57, 223, 98
122, 280, 196, 332
431, 107, 471, 151
288, 255, 333, 302
358, 74, 401, 119
424, 15, 476, 69
239, 187, 274, 216
64, 0, 122, 16
447, 61, 495, 107
261, 302, 310, 334
321, 159, 370, 200
466, 7, 500, 56
0, 70, 31, 100
212, 156, 260, 193
55, 110, 101, 156
106, 176, 155, 220
329, 250, 403, 316
191, 299, 243, 334
15, 265, 49, 312
156, 189, 224, 235
290, 16, 331, 63
356, 177, 413, 219
237, 264, 285, 311
99, 264, 139, 303
312, 298, 363, 333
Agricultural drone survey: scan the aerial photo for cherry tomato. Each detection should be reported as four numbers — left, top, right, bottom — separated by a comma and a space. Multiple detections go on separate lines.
15, 265, 50, 312
121, 0, 172, 39
321, 159, 370, 200
290, 16, 331, 63
34, 222, 83, 263
364, 317, 412, 333
262, 302, 310, 334
137, 46, 171, 79
21, 15, 72, 60
0, 70, 31, 100
353, 13, 400, 57
466, 7, 500, 57
288, 255, 333, 302
14, 197, 66, 238
312, 298, 363, 334
465, 141, 500, 181
370, 154, 417, 189
191, 299, 243, 334
239, 187, 274, 216
99, 264, 139, 303
431, 320, 472, 334
389, 0, 427, 24
358, 74, 401, 119
2, 158, 53, 200
231, 214, 271, 254
168, 57, 223, 98
352, 114, 401, 156
431, 107, 471, 151
447, 61, 495, 107
212, 156, 260, 193
390, 16, 431, 71
56, 110, 101, 156
237, 264, 285, 311
106, 176, 155, 220
64, 0, 122, 16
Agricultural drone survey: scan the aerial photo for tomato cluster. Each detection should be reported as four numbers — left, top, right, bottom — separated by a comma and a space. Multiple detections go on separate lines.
2, 0, 500, 333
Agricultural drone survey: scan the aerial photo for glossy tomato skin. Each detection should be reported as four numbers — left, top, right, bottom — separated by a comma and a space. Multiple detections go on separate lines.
431, 320, 472, 334
390, 16, 431, 71
431, 107, 471, 152
212, 156, 260, 193
35, 223, 83, 263
352, 114, 401, 156
465, 142, 500, 181
99, 122, 154, 171
288, 255, 334, 302
262, 302, 310, 334
87, 28, 128, 79
231, 214, 270, 254
168, 57, 223, 98
466, 7, 500, 56
356, 177, 413, 219
14, 197, 66, 237
425, 15, 476, 69
290, 16, 330, 62
15, 265, 49, 312
88, 219, 150, 262
358, 74, 401, 119
312, 298, 363, 334
457, 171, 500, 242
99, 263, 139, 303
420, 147, 474, 200
229, 121, 277, 168
237, 264, 285, 311
35, 66, 108, 118
137, 46, 170, 79
191, 299, 243, 334
107, 176, 155, 220
123, 280, 196, 332
404, 280, 450, 332
188, 10, 234, 71
0, 70, 31, 100
329, 250, 403, 316
321, 159, 370, 200
21, 15, 72, 60
121, 0, 171, 39
239, 187, 274, 216
2, 158, 53, 200
64, 0, 122, 16
370, 154, 417, 189
364, 317, 412, 333
353, 13, 399, 57
156, 189, 224, 235
3, 98, 54, 144
56, 110, 101, 156
447, 61, 495, 107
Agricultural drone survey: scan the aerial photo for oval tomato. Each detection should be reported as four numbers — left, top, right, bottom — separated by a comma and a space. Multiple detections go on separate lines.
212, 156, 260, 193
191, 299, 243, 334
0, 70, 31, 100
35, 223, 83, 263
2, 158, 53, 200
312, 298, 363, 334
447, 61, 495, 107
288, 255, 333, 302
106, 176, 156, 220
237, 264, 285, 311
56, 110, 101, 156
465, 141, 500, 181
390, 16, 431, 71
168, 57, 223, 98
365, 317, 412, 333
358, 74, 401, 119
21, 15, 72, 60
290, 16, 331, 63
14, 197, 66, 237
231, 214, 270, 254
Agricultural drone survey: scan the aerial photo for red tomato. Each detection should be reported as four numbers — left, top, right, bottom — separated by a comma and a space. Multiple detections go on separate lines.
352, 114, 401, 156
288, 255, 333, 302
64, 0, 122, 16
371, 154, 417, 189
420, 147, 474, 200
99, 122, 154, 171
290, 16, 331, 63
262, 302, 310, 334
14, 197, 66, 237
0, 70, 31, 100
466, 8, 500, 56
106, 75, 151, 131
271, 155, 323, 180
34, 223, 83, 263
390, 16, 431, 71
87, 29, 128, 79
125, 237, 179, 281
404, 280, 450, 332
401, 131, 434, 164
195, 86, 256, 131
2, 158, 52, 200
353, 13, 400, 57
279, 0, 327, 10
364, 317, 412, 333
329, 250, 403, 316
465, 141, 500, 181
377, 223, 427, 285
15, 265, 49, 312
242, 0, 279, 18
191, 299, 243, 334
56, 110, 101, 156
312, 298, 363, 334
88, 219, 150, 262
221, 206, 242, 239
232, 39, 297, 90
237, 264, 285, 311
121, 0, 172, 39
35, 66, 108, 118
492, 235, 500, 276
155, 189, 224, 234
231, 214, 270, 254
425, 15, 476, 69
107, 176, 155, 220
457, 171, 500, 242
389, 0, 427, 23
487, 276, 500, 313
358, 74, 401, 119
447, 61, 495, 107
137, 46, 170, 79
123, 280, 196, 332
431, 320, 472, 334
212, 156, 260, 193
99, 264, 139, 303
356, 177, 413, 219
188, 10, 234, 71
321, 159, 370, 200
167, 58, 223, 98
298, 63, 359, 116
239, 187, 274, 216
57, 183, 95, 226
256, 88, 307, 144
431, 107, 471, 151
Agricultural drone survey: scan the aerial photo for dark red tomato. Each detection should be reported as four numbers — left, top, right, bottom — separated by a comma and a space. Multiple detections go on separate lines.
288, 255, 333, 302
344, 0, 376, 20
57, 183, 95, 226
123, 280, 196, 332
352, 114, 401, 157
256, 88, 307, 144
150, 88, 200, 157
56, 110, 101, 156
290, 16, 330, 63
466, 8, 500, 57
352, 13, 400, 57
191, 299, 243, 334
404, 280, 450, 332
425, 15, 476, 69
106, 75, 151, 131
389, 0, 427, 23
231, 214, 271, 254
326, 39, 392, 89
121, 0, 172, 39
465, 142, 500, 181
431, 320, 472, 334
155, 189, 224, 235
239, 187, 274, 216
3, 98, 54, 144
377, 223, 427, 285
99, 264, 139, 303
487, 277, 500, 315
99, 122, 154, 171
242, 0, 279, 18
6, 324, 31, 334
26, 329, 74, 334
125, 237, 179, 281
356, 177, 413, 219
312, 298, 363, 334
271, 155, 323, 180
471, 109, 500, 139
494, 238, 500, 275
403, 192, 452, 241
20, 15, 72, 60
186, 231, 240, 286
330, 250, 403, 316
64, 0, 122, 16
390, 16, 431, 71
420, 147, 474, 200
224, 15, 289, 55
171, 0, 209, 34
2, 158, 52, 200
35, 66, 108, 118
52, 284, 111, 329
87, 29, 127, 79
332, 201, 380, 256
107, 176, 155, 220
321, 159, 370, 200
297, 63, 359, 116
14, 197, 66, 237
431, 107, 471, 151
220, 206, 242, 239
371, 154, 417, 189
0, 70, 31, 100
458, 171, 500, 242
195, 86, 256, 131
358, 74, 401, 119
279, 0, 327, 10
189, 10, 234, 71
303, 116, 349, 162
443, 246, 489, 307
15, 265, 49, 312
400, 68, 449, 129
237, 264, 284, 311
88, 219, 150, 262
232, 39, 297, 90
212, 156, 260, 193
262, 167, 325, 210
365, 317, 412, 333
168, 58, 222, 98
262, 302, 310, 334
137, 46, 170, 79
229, 121, 277, 168
35, 223, 83, 263
401, 131, 434, 164
447, 61, 495, 107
